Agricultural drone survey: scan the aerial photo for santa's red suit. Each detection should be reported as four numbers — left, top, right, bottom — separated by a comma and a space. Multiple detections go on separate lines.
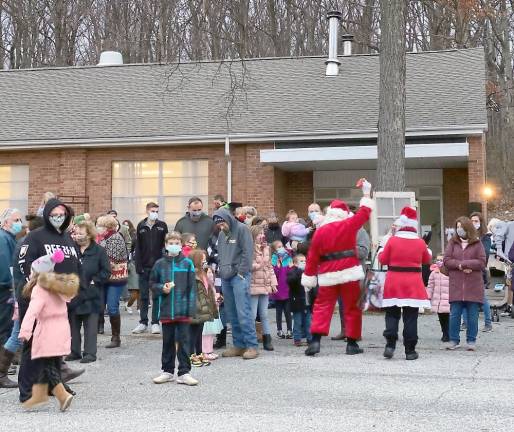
302, 196, 373, 341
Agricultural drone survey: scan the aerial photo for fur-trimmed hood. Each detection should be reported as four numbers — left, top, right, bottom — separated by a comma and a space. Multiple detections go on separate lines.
37, 272, 79, 300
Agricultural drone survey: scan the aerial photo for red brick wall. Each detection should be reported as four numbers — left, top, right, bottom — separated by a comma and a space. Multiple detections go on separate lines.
443, 168, 469, 228
273, 168, 288, 219
467, 135, 487, 215
284, 171, 314, 219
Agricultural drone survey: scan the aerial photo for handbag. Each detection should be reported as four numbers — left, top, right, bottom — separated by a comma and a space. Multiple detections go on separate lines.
110, 260, 128, 282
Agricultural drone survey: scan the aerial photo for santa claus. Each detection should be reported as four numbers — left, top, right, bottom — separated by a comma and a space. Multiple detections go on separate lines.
378, 206, 432, 360
302, 179, 373, 356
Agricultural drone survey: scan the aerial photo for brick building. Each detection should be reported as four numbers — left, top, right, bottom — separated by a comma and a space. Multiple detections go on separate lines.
0, 48, 486, 253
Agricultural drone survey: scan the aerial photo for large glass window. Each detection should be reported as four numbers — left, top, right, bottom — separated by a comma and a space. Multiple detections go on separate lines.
0, 165, 29, 216
112, 160, 208, 227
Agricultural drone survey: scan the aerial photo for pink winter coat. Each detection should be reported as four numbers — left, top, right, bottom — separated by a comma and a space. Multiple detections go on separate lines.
19, 272, 79, 359
251, 245, 278, 296
426, 268, 450, 313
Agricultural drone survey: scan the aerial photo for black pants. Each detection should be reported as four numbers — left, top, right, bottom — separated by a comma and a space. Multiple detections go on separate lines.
383, 306, 419, 352
70, 313, 98, 358
162, 322, 190, 377
139, 268, 159, 325
438, 312, 450, 339
189, 323, 204, 355
0, 290, 14, 346
35, 357, 62, 388
275, 299, 292, 332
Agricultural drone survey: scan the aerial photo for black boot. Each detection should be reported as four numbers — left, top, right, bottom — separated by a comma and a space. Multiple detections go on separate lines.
383, 338, 396, 359
106, 315, 121, 348
214, 327, 227, 349
305, 334, 321, 356
262, 334, 274, 351
346, 338, 364, 355
405, 344, 418, 360
98, 314, 104, 335
0, 346, 18, 388
61, 362, 85, 384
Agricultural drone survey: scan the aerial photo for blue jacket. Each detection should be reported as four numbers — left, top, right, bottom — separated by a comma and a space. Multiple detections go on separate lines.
150, 253, 196, 322
0, 228, 16, 291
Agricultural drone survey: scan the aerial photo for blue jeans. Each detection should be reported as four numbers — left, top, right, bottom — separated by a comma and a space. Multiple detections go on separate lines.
4, 319, 21, 353
104, 283, 125, 316
450, 301, 480, 343
251, 295, 271, 335
293, 310, 312, 343
462, 292, 491, 327
222, 273, 258, 349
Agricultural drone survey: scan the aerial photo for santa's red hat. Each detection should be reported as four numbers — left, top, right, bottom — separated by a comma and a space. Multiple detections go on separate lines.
326, 199, 350, 220
395, 206, 418, 230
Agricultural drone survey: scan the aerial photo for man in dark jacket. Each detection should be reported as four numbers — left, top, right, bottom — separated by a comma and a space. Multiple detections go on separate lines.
212, 208, 258, 359
174, 196, 214, 250
16, 198, 84, 402
133, 202, 168, 335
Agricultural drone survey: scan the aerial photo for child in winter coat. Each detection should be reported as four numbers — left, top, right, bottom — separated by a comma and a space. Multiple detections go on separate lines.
188, 249, 219, 367
250, 225, 278, 351
150, 232, 198, 386
287, 254, 314, 347
281, 210, 309, 244
181, 233, 197, 257
426, 255, 450, 342
19, 250, 78, 411
271, 240, 293, 339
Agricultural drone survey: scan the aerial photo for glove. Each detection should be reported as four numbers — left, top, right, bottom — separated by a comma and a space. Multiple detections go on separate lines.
361, 180, 372, 195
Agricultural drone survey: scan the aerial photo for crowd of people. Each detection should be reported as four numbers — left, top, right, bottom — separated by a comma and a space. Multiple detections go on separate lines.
0, 181, 511, 411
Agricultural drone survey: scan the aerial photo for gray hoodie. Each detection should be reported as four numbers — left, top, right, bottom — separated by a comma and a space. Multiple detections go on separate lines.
213, 208, 253, 279
494, 220, 514, 258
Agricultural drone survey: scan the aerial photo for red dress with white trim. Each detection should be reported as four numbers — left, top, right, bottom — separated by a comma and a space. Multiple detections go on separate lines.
379, 230, 432, 308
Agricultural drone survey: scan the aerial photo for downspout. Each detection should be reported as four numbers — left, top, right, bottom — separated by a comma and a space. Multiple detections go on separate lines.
225, 136, 232, 202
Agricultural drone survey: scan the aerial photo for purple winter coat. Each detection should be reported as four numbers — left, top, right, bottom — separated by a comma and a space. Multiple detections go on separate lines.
443, 239, 486, 304
271, 253, 293, 301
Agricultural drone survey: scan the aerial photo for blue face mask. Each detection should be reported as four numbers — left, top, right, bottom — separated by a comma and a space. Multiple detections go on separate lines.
10, 221, 22, 235
297, 262, 306, 270
277, 247, 287, 255
309, 211, 319, 221
166, 244, 182, 256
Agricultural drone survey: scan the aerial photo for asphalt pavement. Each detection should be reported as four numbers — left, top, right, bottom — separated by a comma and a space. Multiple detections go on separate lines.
1, 309, 513, 431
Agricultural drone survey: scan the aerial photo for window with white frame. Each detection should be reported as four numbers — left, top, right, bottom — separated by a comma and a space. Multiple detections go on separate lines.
112, 160, 208, 227
0, 165, 29, 216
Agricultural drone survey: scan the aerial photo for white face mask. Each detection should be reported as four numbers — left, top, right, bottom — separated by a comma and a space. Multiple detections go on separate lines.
148, 211, 158, 221
473, 222, 480, 230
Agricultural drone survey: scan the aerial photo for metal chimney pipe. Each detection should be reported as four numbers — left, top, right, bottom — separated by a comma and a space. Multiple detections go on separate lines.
326, 11, 342, 77
341, 34, 354, 56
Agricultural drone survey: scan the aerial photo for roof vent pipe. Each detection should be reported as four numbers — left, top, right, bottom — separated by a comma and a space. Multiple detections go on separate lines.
341, 34, 354, 56
326, 11, 342, 77
97, 51, 123, 66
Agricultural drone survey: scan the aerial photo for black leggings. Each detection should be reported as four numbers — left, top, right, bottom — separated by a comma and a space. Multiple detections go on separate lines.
275, 299, 292, 332
189, 323, 204, 355
35, 357, 62, 388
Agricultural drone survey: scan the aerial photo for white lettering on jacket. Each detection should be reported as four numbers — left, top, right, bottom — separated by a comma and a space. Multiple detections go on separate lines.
43, 244, 78, 259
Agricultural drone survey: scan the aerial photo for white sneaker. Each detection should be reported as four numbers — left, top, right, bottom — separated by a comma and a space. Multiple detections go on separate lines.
177, 373, 198, 386
446, 341, 461, 350
132, 323, 148, 334
151, 324, 161, 334
466, 342, 477, 351
152, 372, 174, 384
126, 306, 133, 314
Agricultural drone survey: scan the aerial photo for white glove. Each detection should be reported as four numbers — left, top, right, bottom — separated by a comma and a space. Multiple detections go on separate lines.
362, 180, 372, 195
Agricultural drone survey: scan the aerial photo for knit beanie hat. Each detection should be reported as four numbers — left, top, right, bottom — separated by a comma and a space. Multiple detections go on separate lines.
31, 250, 65, 274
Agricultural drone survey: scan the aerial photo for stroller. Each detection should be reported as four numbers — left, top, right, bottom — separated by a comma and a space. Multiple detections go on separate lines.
486, 257, 513, 322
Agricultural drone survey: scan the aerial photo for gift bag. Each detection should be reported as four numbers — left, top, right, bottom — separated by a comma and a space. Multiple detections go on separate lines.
203, 317, 224, 335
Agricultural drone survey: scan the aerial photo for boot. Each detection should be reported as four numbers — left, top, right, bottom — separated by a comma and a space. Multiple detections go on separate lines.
346, 338, 364, 355
98, 314, 104, 335
105, 315, 121, 348
51, 383, 73, 412
0, 346, 18, 388
61, 362, 85, 383
331, 318, 346, 341
214, 328, 227, 349
12, 349, 21, 365
255, 321, 263, 343
22, 384, 49, 410
383, 338, 396, 359
262, 334, 274, 351
305, 334, 321, 356
405, 343, 418, 360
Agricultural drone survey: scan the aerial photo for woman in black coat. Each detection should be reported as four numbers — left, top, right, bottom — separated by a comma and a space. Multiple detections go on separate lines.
67, 221, 110, 363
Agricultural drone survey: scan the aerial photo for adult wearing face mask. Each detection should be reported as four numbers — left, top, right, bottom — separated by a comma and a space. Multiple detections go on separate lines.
443, 217, 486, 351
174, 197, 214, 251
265, 213, 284, 245
17, 198, 85, 403
0, 209, 23, 355
133, 202, 168, 335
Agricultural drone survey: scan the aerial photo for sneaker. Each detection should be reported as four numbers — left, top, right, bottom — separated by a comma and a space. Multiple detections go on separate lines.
482, 325, 493, 333
285, 330, 293, 340
151, 324, 161, 335
446, 341, 461, 350
79, 355, 96, 364
190, 354, 203, 367
203, 352, 219, 361
198, 354, 211, 366
466, 342, 477, 351
277, 330, 285, 339
153, 372, 174, 384
177, 373, 198, 386
132, 323, 148, 334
